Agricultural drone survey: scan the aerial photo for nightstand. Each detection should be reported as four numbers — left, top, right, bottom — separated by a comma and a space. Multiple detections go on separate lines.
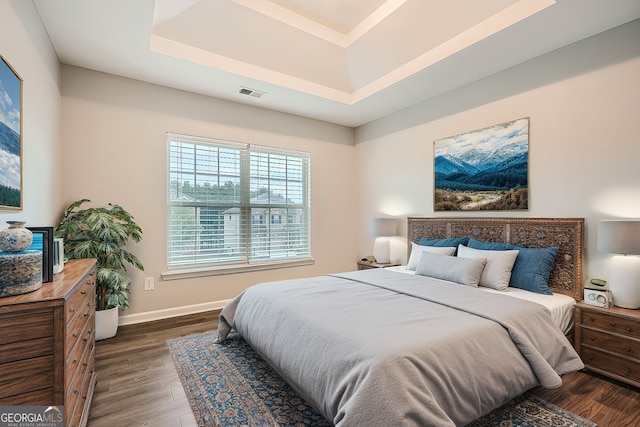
574, 301, 640, 388
357, 261, 400, 270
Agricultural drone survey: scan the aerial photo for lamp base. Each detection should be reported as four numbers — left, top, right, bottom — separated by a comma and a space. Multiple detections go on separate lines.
609, 255, 640, 309
373, 237, 391, 264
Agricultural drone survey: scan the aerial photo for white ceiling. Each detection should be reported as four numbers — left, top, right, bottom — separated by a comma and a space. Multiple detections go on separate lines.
33, 0, 640, 127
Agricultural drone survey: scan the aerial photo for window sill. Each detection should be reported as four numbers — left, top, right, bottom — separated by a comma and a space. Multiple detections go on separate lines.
161, 257, 315, 281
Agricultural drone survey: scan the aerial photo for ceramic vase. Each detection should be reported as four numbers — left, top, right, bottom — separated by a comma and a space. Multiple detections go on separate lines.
0, 221, 33, 252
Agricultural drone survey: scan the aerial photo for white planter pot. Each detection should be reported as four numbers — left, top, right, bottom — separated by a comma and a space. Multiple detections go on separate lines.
95, 306, 119, 340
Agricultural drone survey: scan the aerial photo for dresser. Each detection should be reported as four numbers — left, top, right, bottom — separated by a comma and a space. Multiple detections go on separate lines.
574, 301, 640, 388
0, 258, 97, 427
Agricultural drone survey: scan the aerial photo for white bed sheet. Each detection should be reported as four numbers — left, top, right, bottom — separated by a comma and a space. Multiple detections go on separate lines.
386, 265, 576, 334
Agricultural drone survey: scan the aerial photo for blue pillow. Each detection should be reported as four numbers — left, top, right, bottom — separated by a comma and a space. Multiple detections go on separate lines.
419, 237, 469, 248
467, 238, 558, 295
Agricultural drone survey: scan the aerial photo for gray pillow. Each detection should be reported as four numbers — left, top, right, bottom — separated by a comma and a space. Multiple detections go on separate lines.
456, 244, 519, 291
406, 242, 456, 271
415, 251, 487, 287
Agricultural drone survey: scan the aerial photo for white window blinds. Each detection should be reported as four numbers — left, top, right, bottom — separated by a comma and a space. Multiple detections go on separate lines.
167, 133, 311, 269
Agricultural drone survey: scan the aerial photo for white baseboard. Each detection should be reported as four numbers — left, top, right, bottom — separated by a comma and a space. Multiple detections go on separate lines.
118, 299, 231, 326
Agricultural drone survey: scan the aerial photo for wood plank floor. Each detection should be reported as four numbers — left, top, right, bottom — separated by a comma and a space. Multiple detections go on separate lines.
87, 310, 640, 427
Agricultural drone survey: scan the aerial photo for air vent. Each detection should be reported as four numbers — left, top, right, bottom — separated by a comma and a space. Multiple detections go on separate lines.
238, 87, 266, 99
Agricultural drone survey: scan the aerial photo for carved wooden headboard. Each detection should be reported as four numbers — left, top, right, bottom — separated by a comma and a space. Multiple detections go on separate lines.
407, 217, 585, 300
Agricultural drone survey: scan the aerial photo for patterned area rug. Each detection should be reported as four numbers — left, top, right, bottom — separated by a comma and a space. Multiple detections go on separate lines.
167, 331, 597, 427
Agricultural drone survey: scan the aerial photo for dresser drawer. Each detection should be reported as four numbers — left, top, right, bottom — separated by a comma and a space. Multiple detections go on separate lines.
0, 309, 53, 346
66, 280, 95, 327
581, 328, 640, 360
0, 336, 53, 364
66, 344, 95, 427
0, 355, 54, 401
581, 346, 640, 384
65, 291, 95, 357
66, 317, 95, 386
581, 310, 638, 337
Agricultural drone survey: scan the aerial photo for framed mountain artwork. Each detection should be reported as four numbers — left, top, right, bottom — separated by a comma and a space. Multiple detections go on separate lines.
434, 118, 529, 211
0, 55, 22, 210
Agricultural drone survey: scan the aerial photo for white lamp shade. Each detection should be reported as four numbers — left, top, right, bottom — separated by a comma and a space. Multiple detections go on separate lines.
370, 218, 397, 237
599, 220, 640, 309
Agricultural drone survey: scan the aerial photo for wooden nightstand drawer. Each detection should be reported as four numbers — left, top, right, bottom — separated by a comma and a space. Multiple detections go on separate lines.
575, 302, 640, 389
581, 310, 638, 337
582, 328, 640, 359
581, 346, 640, 384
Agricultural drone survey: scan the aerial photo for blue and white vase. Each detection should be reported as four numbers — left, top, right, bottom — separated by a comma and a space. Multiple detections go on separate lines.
0, 221, 33, 252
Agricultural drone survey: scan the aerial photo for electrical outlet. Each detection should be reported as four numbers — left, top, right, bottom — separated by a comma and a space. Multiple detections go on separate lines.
144, 277, 154, 291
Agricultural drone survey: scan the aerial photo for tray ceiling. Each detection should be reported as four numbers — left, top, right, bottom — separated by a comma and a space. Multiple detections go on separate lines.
33, 0, 640, 126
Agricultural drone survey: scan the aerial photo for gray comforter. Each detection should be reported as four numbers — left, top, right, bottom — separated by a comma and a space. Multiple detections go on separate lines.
217, 268, 584, 426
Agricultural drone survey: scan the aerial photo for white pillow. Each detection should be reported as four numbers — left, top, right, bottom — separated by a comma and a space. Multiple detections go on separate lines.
415, 251, 487, 287
406, 242, 456, 271
456, 244, 519, 291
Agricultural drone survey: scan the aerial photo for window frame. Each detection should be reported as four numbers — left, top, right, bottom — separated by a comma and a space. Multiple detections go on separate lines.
163, 133, 313, 280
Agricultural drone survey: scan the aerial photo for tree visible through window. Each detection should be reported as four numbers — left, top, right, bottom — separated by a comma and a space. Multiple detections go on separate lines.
167, 133, 311, 268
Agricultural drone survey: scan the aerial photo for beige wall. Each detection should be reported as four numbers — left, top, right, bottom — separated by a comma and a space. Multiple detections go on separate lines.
60, 66, 357, 323
354, 20, 640, 281
0, 1, 62, 227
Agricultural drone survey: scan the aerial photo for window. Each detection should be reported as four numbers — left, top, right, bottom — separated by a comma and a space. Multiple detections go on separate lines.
166, 133, 311, 273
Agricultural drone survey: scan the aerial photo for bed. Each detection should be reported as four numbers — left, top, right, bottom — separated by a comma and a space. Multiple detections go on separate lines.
217, 217, 585, 426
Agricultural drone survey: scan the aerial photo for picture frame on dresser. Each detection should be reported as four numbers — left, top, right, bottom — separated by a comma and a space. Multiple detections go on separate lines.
27, 226, 54, 282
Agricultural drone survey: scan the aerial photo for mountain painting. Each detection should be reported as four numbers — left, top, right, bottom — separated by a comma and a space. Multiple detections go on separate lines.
434, 118, 528, 211
0, 55, 22, 209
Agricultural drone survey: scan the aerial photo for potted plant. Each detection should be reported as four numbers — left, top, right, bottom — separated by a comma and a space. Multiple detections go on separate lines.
55, 199, 144, 339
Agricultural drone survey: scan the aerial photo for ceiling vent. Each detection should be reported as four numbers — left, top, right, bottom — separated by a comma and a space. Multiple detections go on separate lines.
238, 87, 266, 98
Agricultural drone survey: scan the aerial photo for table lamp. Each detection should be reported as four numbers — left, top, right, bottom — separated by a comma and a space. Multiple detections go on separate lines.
598, 220, 640, 309
371, 218, 397, 264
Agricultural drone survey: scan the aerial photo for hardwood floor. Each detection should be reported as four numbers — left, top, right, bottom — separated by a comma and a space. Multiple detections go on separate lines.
88, 311, 219, 427
87, 311, 640, 427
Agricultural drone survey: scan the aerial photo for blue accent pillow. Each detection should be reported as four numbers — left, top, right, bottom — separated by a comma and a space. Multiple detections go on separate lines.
467, 238, 558, 295
419, 237, 469, 249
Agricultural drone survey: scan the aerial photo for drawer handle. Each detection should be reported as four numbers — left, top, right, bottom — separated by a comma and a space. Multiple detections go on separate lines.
590, 336, 596, 341
589, 316, 595, 322
627, 347, 632, 352
610, 322, 616, 327
588, 356, 593, 360
83, 337, 88, 343
81, 290, 87, 295
73, 359, 78, 364
626, 327, 633, 333
69, 308, 75, 313
83, 362, 88, 367
73, 332, 79, 338
626, 367, 631, 374
84, 313, 90, 318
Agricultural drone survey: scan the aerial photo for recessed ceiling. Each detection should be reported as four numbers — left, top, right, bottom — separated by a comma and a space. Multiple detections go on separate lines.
33, 0, 640, 127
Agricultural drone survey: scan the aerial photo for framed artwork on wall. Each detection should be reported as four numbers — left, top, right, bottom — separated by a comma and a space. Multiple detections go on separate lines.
0, 55, 23, 210
434, 117, 529, 211
27, 226, 54, 283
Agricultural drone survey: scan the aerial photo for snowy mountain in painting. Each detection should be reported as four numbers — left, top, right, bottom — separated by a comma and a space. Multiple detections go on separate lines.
435, 147, 528, 191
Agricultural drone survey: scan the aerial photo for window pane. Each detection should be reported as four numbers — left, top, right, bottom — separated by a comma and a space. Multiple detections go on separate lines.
167, 134, 310, 268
